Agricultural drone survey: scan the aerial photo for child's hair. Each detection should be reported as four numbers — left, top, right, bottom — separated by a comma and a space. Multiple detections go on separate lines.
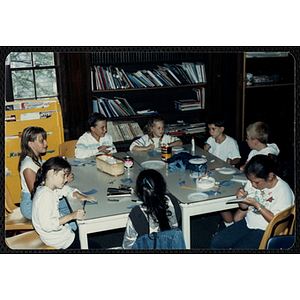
246, 121, 269, 144
206, 115, 226, 127
86, 112, 106, 131
144, 116, 165, 142
18, 126, 47, 171
245, 154, 280, 180
31, 156, 71, 199
135, 169, 171, 232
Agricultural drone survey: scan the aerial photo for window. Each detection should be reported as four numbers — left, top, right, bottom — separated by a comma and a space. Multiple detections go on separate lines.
6, 52, 58, 101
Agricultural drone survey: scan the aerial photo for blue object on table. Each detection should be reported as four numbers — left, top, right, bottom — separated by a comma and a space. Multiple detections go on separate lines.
83, 200, 98, 205
82, 188, 98, 195
127, 205, 136, 209
219, 180, 235, 187
121, 178, 133, 184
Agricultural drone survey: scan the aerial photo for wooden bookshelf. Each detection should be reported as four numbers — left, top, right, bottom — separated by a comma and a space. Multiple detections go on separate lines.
241, 52, 295, 158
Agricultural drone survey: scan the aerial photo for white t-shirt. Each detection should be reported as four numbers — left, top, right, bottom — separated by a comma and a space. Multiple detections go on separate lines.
244, 176, 294, 231
32, 185, 79, 249
129, 134, 180, 151
247, 143, 280, 162
75, 132, 117, 158
20, 156, 42, 193
206, 135, 241, 162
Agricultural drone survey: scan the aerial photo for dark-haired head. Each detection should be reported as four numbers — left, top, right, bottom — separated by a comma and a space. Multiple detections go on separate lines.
206, 115, 226, 128
86, 112, 107, 132
31, 156, 71, 199
135, 169, 171, 231
244, 155, 276, 180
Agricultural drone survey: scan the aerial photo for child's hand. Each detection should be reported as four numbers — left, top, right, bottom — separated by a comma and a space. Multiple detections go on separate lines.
66, 173, 74, 184
236, 187, 247, 199
72, 209, 85, 220
77, 195, 97, 204
146, 144, 155, 151
98, 145, 110, 153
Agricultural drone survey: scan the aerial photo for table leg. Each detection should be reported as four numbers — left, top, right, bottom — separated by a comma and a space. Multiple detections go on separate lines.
78, 225, 89, 249
181, 207, 191, 249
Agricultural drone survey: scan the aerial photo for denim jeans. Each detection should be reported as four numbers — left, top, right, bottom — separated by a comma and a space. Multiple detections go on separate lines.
209, 218, 265, 249
20, 191, 32, 219
20, 192, 77, 231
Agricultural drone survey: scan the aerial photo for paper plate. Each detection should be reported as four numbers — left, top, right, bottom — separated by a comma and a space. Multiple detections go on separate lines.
218, 168, 236, 175
141, 160, 165, 169
189, 158, 207, 164
172, 146, 184, 153
188, 192, 209, 201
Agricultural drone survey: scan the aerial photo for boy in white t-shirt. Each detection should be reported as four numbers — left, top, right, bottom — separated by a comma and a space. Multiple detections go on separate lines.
204, 116, 241, 227
240, 121, 280, 172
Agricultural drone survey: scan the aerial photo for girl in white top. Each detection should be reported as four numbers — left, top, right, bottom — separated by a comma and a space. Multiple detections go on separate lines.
75, 113, 116, 158
18, 127, 48, 219
129, 116, 182, 151
31, 156, 97, 249
18, 127, 74, 222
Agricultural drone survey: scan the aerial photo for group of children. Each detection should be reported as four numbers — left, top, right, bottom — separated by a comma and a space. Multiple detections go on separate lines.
16, 112, 294, 249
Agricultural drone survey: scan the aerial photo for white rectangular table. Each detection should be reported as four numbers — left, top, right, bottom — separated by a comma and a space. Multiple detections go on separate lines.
67, 147, 246, 249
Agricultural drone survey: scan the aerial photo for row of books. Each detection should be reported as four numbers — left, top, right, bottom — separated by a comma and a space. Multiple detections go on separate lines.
175, 87, 205, 111
93, 96, 136, 118
91, 62, 206, 91
107, 121, 143, 142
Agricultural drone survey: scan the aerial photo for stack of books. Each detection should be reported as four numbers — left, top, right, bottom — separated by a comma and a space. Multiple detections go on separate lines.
107, 121, 143, 142
91, 62, 206, 90
93, 96, 136, 118
175, 99, 202, 111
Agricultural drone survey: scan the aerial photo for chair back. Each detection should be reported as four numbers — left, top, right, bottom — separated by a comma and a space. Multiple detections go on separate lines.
5, 182, 18, 213
59, 140, 78, 158
6, 230, 57, 250
259, 205, 295, 249
266, 235, 295, 250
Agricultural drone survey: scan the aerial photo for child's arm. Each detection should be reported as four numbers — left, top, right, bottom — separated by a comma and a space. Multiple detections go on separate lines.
59, 209, 85, 226
131, 144, 155, 151
169, 139, 183, 147
73, 191, 97, 204
227, 157, 241, 165
23, 168, 37, 193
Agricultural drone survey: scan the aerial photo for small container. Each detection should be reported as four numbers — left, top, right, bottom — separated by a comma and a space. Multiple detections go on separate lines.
123, 156, 134, 169
161, 144, 172, 162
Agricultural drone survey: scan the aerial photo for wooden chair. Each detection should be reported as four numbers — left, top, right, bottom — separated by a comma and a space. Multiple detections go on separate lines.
5, 182, 34, 231
259, 205, 295, 249
6, 230, 57, 250
59, 140, 78, 158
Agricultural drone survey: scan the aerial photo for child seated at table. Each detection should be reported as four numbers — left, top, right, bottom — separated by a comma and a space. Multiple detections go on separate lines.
31, 156, 98, 249
209, 155, 294, 249
129, 116, 183, 151
75, 112, 117, 158
122, 169, 182, 249
240, 121, 280, 172
235, 121, 280, 222
204, 116, 241, 227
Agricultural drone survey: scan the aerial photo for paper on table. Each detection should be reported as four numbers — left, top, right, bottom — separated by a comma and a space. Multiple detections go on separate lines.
226, 198, 247, 204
